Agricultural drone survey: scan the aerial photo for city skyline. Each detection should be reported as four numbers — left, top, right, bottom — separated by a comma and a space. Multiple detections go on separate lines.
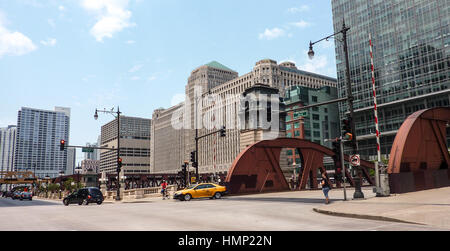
0, 0, 337, 165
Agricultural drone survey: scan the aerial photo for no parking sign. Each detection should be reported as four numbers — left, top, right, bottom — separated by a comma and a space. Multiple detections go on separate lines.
350, 154, 360, 167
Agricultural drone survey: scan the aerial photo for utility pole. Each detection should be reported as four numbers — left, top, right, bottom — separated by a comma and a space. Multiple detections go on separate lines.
309, 19, 363, 199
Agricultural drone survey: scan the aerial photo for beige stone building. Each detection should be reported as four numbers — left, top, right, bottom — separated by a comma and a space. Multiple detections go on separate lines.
81, 159, 99, 174
150, 59, 337, 175
100, 116, 151, 175
150, 104, 186, 174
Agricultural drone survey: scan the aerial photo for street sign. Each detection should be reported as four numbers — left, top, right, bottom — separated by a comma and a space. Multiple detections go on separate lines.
191, 177, 196, 183
350, 154, 360, 167
299, 111, 308, 117
82, 147, 94, 153
295, 111, 308, 117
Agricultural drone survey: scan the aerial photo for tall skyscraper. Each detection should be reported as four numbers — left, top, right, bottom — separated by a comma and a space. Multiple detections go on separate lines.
331, 0, 449, 159
66, 148, 76, 175
0, 125, 17, 173
14, 107, 70, 178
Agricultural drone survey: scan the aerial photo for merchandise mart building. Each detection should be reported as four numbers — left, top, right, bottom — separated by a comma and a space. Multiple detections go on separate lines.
331, 0, 450, 159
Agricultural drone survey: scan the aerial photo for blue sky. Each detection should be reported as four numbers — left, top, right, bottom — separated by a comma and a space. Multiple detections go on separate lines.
0, 0, 337, 164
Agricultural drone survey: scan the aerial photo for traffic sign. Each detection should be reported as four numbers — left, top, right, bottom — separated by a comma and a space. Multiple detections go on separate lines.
350, 154, 360, 166
295, 111, 309, 117
82, 147, 94, 153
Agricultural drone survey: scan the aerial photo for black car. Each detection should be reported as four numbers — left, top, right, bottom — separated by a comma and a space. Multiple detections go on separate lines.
63, 187, 104, 206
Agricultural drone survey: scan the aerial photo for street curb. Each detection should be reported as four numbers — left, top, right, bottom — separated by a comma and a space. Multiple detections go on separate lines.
312, 208, 424, 226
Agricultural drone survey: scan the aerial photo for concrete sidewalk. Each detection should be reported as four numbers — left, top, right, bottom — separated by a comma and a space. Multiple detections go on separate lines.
314, 186, 450, 229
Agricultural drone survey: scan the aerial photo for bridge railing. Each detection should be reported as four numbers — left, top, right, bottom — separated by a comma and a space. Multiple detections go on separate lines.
103, 185, 177, 200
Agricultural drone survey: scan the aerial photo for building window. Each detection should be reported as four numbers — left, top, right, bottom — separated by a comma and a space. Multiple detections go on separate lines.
313, 114, 320, 120
312, 96, 318, 102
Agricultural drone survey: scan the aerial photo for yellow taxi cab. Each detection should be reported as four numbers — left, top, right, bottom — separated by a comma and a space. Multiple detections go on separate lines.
173, 183, 227, 201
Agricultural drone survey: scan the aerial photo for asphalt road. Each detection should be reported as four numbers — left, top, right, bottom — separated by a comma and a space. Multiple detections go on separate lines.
0, 189, 446, 231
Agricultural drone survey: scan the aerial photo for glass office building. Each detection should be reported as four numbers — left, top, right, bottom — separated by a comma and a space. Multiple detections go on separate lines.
14, 107, 70, 178
331, 0, 450, 159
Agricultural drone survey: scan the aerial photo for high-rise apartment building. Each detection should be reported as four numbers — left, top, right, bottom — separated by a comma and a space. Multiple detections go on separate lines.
331, 0, 450, 159
99, 116, 151, 174
14, 107, 70, 178
0, 125, 17, 173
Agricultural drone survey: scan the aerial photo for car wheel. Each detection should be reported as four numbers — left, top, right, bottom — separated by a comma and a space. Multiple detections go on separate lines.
78, 200, 83, 205
63, 199, 69, 206
184, 194, 192, 201
214, 192, 222, 199
97, 201, 102, 205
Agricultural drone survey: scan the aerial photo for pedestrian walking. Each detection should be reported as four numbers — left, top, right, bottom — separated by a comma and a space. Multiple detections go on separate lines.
321, 172, 331, 204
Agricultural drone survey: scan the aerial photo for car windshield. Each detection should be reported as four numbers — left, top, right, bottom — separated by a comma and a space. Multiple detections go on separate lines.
88, 188, 102, 195
186, 184, 197, 190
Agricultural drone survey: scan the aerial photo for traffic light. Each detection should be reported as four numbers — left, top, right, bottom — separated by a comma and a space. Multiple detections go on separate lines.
220, 126, 226, 137
332, 140, 342, 181
190, 151, 196, 163
342, 117, 353, 141
59, 140, 65, 151
117, 157, 123, 168
179, 163, 187, 186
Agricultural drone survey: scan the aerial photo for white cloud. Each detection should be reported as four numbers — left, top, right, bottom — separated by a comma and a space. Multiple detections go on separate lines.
287, 5, 310, 13
147, 75, 157, 81
130, 76, 140, 81
298, 51, 336, 77
125, 40, 135, 44
0, 16, 37, 58
81, 0, 135, 42
300, 55, 328, 73
58, 5, 66, 11
258, 27, 285, 40
128, 64, 143, 73
40, 38, 57, 46
290, 20, 311, 28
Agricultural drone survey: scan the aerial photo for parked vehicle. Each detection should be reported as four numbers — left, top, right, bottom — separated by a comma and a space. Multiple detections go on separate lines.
11, 191, 22, 200
20, 192, 33, 201
173, 183, 228, 201
2, 191, 13, 198
63, 187, 104, 206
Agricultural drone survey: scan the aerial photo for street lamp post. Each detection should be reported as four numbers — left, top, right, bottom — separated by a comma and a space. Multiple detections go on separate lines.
58, 171, 64, 199
194, 90, 212, 182
308, 19, 364, 199
94, 107, 122, 201
75, 165, 82, 190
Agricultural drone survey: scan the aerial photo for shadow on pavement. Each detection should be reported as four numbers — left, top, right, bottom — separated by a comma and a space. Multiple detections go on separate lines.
0, 198, 61, 208
224, 196, 333, 204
